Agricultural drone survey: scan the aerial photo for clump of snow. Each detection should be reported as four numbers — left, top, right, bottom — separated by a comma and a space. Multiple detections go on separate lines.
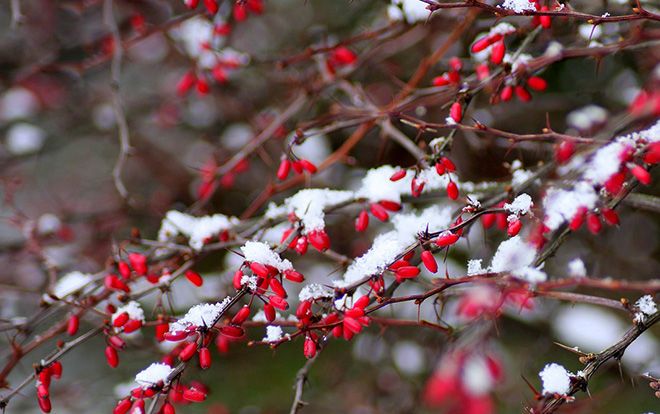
0, 87, 39, 121
542, 183, 598, 230
158, 210, 239, 250
500, 0, 536, 13
469, 236, 543, 283
504, 53, 532, 73
567, 258, 586, 278
240, 275, 258, 291
299, 284, 334, 302
267, 189, 354, 234
539, 363, 572, 395
463, 355, 496, 395
112, 301, 145, 323
37, 214, 62, 235
489, 22, 516, 36
356, 165, 411, 203
504, 193, 533, 215
490, 236, 537, 273
5, 123, 46, 155
583, 140, 628, 185
512, 266, 547, 284
46, 271, 93, 303
264, 325, 283, 342
169, 299, 231, 332
545, 41, 564, 58
388, 0, 431, 24
338, 205, 452, 286
135, 363, 174, 388
240, 241, 292, 272
635, 295, 657, 316
467, 259, 485, 276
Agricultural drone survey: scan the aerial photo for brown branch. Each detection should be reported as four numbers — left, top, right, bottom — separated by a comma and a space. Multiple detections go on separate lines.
289, 350, 320, 414
531, 311, 660, 413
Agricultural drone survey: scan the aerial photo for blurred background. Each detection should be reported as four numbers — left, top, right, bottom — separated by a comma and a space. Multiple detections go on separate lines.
0, 0, 658, 413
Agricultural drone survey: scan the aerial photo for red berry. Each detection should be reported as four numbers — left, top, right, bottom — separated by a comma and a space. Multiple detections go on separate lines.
586, 213, 602, 234
491, 40, 505, 65
249, 262, 270, 278
303, 337, 317, 359
481, 213, 496, 229
50, 361, 62, 379
232, 306, 251, 325
379, 200, 401, 211
308, 229, 330, 251
113, 312, 129, 328
446, 181, 459, 200
515, 86, 531, 102
601, 208, 620, 226
105, 345, 119, 368
123, 319, 142, 333
355, 210, 369, 232
471, 35, 493, 53
369, 203, 390, 222
176, 71, 197, 96
203, 0, 218, 14
527, 76, 547, 91
283, 269, 305, 283
220, 325, 245, 338
67, 315, 79, 336
128, 253, 148, 276
507, 218, 522, 236
199, 347, 211, 369
435, 162, 446, 175
630, 165, 651, 185
555, 140, 576, 164
500, 85, 513, 102
395, 266, 420, 280
269, 278, 288, 298
277, 158, 291, 180
390, 169, 407, 181
432, 75, 451, 87
232, 269, 244, 290
269, 295, 289, 311
182, 387, 207, 402
421, 250, 438, 273
179, 342, 198, 362
440, 157, 456, 172
299, 159, 317, 174
264, 303, 276, 322
540, 6, 552, 28
450, 102, 462, 123
436, 232, 459, 247
185, 270, 203, 287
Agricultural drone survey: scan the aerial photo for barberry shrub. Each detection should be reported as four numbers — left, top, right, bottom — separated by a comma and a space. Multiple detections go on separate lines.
0, 1, 658, 413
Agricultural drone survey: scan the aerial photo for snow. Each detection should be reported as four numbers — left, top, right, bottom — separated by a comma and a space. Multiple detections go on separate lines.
583, 140, 627, 185
299, 284, 334, 302
269, 189, 354, 234
504, 53, 532, 72
240, 241, 293, 272
542, 182, 598, 230
240, 275, 258, 291
490, 236, 537, 273
500, 0, 536, 13
37, 214, 61, 235
636, 295, 657, 316
539, 363, 572, 395
0, 87, 39, 121
47, 271, 93, 302
512, 266, 547, 284
338, 205, 452, 286
5, 123, 45, 155
356, 165, 410, 203
567, 258, 586, 278
134, 363, 174, 388
511, 168, 536, 187
504, 193, 533, 215
463, 355, 495, 395
112, 301, 145, 323
489, 22, 516, 36
169, 299, 231, 332
388, 0, 431, 24
158, 210, 239, 250
467, 259, 485, 276
264, 325, 283, 342
170, 16, 213, 60
578, 24, 602, 41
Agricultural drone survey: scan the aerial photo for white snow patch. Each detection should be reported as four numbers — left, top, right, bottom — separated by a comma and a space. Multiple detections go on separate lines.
504, 193, 533, 215
5, 123, 45, 155
46, 271, 93, 303
567, 258, 586, 278
299, 284, 334, 302
135, 363, 174, 388
158, 210, 239, 250
169, 299, 231, 332
112, 301, 145, 323
240, 241, 293, 272
264, 325, 283, 342
267, 189, 354, 234
539, 363, 572, 395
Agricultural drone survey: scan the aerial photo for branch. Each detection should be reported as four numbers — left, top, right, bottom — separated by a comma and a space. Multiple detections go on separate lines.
289, 351, 321, 414
532, 311, 660, 413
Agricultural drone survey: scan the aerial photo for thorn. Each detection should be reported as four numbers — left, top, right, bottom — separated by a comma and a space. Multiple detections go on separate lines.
553, 341, 588, 356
